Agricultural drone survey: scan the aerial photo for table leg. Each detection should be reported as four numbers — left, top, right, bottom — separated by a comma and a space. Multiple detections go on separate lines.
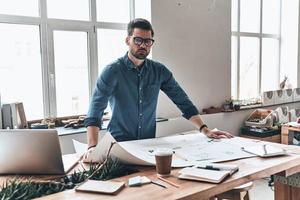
274, 174, 300, 200
281, 126, 293, 145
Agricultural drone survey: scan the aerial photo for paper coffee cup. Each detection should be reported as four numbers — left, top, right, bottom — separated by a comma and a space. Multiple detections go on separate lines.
154, 148, 173, 176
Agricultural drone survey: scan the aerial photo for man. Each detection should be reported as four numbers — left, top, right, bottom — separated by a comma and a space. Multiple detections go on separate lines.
84, 18, 233, 159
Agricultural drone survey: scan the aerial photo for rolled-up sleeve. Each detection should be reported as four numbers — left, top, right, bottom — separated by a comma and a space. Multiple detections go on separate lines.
160, 65, 199, 119
84, 66, 117, 128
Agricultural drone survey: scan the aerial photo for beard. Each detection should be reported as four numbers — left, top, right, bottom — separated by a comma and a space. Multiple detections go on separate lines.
131, 48, 150, 60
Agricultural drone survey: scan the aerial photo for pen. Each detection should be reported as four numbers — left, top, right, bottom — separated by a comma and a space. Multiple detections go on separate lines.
151, 180, 167, 188
263, 144, 267, 155
208, 138, 221, 142
197, 165, 221, 171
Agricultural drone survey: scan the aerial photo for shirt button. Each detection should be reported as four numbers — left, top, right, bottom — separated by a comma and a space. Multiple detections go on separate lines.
140, 100, 142, 103
139, 126, 141, 129
139, 113, 142, 116
139, 87, 142, 90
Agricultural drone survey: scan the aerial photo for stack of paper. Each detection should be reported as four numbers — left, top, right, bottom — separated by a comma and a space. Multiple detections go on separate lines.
178, 163, 239, 183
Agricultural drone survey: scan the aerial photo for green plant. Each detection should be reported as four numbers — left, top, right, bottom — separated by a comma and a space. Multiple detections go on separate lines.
0, 158, 137, 200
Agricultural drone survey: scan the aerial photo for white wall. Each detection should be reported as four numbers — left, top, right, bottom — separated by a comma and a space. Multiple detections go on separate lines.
152, 0, 231, 118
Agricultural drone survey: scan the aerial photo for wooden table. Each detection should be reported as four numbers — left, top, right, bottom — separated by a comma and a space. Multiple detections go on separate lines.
275, 125, 300, 199
2, 139, 300, 200
281, 125, 300, 145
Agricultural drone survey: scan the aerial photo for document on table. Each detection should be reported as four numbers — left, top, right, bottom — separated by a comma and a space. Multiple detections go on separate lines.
73, 131, 257, 167
73, 133, 154, 166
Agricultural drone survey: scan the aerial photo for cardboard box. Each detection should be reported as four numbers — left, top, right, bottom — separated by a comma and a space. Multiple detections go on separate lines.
275, 106, 289, 124
293, 88, 300, 101
285, 89, 293, 103
274, 90, 285, 104
262, 91, 275, 106
289, 108, 300, 122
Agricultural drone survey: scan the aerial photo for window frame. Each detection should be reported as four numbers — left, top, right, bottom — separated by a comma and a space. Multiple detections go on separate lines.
0, 0, 140, 119
232, 0, 282, 100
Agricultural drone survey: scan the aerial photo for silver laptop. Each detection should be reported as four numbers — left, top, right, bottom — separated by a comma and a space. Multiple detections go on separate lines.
0, 129, 78, 175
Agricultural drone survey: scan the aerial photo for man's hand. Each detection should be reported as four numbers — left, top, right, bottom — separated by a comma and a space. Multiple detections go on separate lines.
202, 128, 234, 139
189, 115, 234, 139
82, 146, 98, 163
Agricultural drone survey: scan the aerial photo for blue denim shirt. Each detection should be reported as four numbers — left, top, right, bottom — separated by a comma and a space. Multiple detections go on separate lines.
84, 53, 199, 141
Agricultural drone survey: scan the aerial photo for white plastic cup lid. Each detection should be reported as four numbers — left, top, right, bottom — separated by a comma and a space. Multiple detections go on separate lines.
154, 148, 173, 156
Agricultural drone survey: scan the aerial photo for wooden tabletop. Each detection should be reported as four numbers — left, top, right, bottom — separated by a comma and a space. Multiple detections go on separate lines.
33, 142, 300, 200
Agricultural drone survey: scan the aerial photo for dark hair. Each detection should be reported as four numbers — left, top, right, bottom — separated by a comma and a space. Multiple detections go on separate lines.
127, 18, 154, 37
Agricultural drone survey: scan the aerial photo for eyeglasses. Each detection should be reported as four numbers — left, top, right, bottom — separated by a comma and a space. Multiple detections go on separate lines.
132, 37, 155, 47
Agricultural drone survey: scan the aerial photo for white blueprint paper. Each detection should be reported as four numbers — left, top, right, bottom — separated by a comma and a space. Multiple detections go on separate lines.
73, 133, 153, 166
73, 131, 257, 167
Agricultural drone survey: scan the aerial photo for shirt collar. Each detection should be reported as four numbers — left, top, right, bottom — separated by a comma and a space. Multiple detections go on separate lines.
122, 52, 149, 71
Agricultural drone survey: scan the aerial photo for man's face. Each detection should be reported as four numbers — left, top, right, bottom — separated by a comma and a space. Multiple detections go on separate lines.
126, 28, 154, 60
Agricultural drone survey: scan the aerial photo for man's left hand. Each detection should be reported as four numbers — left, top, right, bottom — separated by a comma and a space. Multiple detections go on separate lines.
203, 128, 234, 139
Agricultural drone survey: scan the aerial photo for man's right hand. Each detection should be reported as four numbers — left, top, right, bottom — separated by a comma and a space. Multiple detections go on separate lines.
84, 126, 100, 162
82, 146, 97, 162
81, 145, 106, 163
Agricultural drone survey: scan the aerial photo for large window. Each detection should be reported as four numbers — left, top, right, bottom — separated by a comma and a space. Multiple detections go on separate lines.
0, 24, 43, 120
53, 31, 89, 117
0, 0, 39, 17
231, 0, 299, 100
97, 29, 127, 73
47, 0, 90, 20
0, 0, 151, 120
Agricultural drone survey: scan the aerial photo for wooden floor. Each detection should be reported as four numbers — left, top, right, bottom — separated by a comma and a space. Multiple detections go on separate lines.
249, 179, 274, 200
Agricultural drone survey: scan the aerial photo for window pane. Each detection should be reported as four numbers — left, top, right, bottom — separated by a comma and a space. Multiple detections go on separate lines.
97, 29, 127, 74
0, 24, 43, 120
0, 0, 39, 17
280, 0, 299, 88
53, 31, 89, 117
231, 0, 238, 32
263, 0, 280, 34
239, 37, 259, 99
47, 0, 89, 20
262, 38, 279, 92
97, 0, 130, 23
240, 0, 260, 33
135, 0, 151, 22
231, 36, 238, 99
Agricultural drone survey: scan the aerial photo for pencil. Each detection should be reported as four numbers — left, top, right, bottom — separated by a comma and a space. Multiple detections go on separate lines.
157, 176, 180, 188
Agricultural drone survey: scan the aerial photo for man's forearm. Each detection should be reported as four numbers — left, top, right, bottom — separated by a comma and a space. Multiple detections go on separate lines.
87, 126, 100, 148
189, 114, 210, 134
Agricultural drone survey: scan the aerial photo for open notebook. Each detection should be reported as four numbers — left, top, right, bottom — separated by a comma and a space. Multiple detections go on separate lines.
241, 144, 287, 157
178, 163, 238, 183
